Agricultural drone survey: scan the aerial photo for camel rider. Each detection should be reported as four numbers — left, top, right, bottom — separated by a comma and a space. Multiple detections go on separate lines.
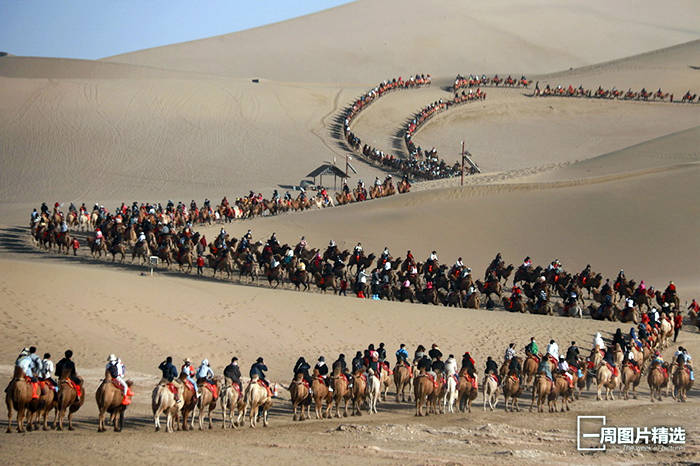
413, 345, 426, 363
504, 343, 516, 363
218, 228, 227, 243
508, 356, 522, 381
521, 256, 532, 269
296, 236, 307, 253
428, 344, 443, 361
417, 354, 432, 376
272, 190, 279, 203
484, 357, 498, 378
445, 354, 458, 376
136, 231, 146, 247
603, 348, 616, 368
16, 349, 38, 382
665, 281, 677, 299
454, 257, 464, 271
406, 250, 414, 265
250, 357, 270, 389
374, 177, 381, 187
55, 350, 81, 386
106, 355, 128, 397
283, 248, 294, 264
629, 328, 642, 351
327, 240, 337, 257
270, 256, 281, 270
41, 202, 49, 214
525, 337, 538, 357
488, 253, 503, 273
315, 357, 330, 387
636, 280, 647, 296
625, 348, 639, 371
40, 353, 58, 392
431, 355, 445, 375
293, 357, 311, 385
181, 358, 198, 397
296, 260, 306, 275
599, 279, 612, 297
558, 357, 573, 387
617, 269, 626, 281
380, 246, 390, 262
196, 359, 214, 385
427, 251, 438, 270
59, 219, 68, 235
353, 243, 363, 258
351, 351, 364, 373
565, 290, 578, 308
538, 357, 552, 380
536, 288, 548, 310
377, 343, 387, 364
511, 285, 522, 301
625, 297, 635, 310
269, 232, 279, 248
224, 357, 242, 387
580, 264, 591, 282
284, 191, 292, 202
566, 342, 580, 366
396, 344, 409, 367
95, 227, 103, 245
332, 354, 347, 374
342, 181, 350, 195
27, 346, 42, 377
461, 352, 476, 377
680, 348, 694, 381
546, 340, 559, 361
158, 357, 178, 383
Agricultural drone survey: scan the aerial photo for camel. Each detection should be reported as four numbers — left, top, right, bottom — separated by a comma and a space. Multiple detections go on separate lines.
110, 242, 126, 263
351, 371, 367, 416
596, 363, 619, 400
457, 369, 478, 413
27, 380, 56, 431
220, 378, 245, 428
376, 364, 392, 400
529, 375, 552, 413
393, 363, 412, 402
502, 296, 525, 313
413, 370, 436, 416
311, 373, 331, 419
443, 373, 458, 413
178, 373, 197, 431
289, 373, 311, 421
464, 291, 481, 309
95, 374, 134, 432
243, 376, 273, 428
197, 376, 222, 430
54, 371, 84, 431
152, 381, 183, 432
647, 360, 669, 402
5, 367, 35, 433
482, 373, 499, 411
328, 368, 351, 418
672, 364, 692, 402
366, 369, 381, 414
621, 363, 642, 400
551, 375, 570, 412
131, 241, 151, 264
657, 318, 673, 350
522, 354, 539, 389
502, 371, 522, 412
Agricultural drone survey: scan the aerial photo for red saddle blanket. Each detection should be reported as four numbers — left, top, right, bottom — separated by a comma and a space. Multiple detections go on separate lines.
605, 363, 619, 377
167, 383, 178, 396
509, 374, 519, 384
183, 379, 195, 392
489, 374, 499, 385
426, 374, 439, 389
463, 373, 478, 390
25, 377, 40, 399
204, 382, 218, 400
66, 379, 82, 398
109, 379, 134, 405
256, 379, 272, 397
381, 362, 393, 375
627, 362, 641, 374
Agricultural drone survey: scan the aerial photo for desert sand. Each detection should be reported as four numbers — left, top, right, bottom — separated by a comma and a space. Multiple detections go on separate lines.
1, 0, 699, 463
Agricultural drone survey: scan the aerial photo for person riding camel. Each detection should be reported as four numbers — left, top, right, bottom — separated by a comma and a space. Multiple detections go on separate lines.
546, 340, 559, 361
413, 345, 426, 364
428, 344, 443, 361
294, 236, 307, 255
461, 352, 476, 377
511, 285, 522, 302
558, 356, 573, 388
55, 350, 81, 387
565, 342, 580, 367
106, 355, 128, 398
342, 181, 350, 196
525, 337, 538, 358
39, 353, 58, 392
617, 269, 626, 282
293, 357, 311, 385
538, 356, 552, 381
665, 281, 677, 300
380, 246, 390, 263
224, 357, 242, 387
396, 344, 409, 367
504, 343, 516, 363
315, 356, 331, 387
353, 242, 363, 260
250, 357, 270, 390
536, 288, 548, 311
181, 358, 198, 397
196, 359, 214, 386
327, 240, 337, 259
521, 256, 532, 269
15, 347, 38, 382
95, 227, 103, 246
488, 253, 503, 274
158, 357, 178, 384
580, 264, 591, 284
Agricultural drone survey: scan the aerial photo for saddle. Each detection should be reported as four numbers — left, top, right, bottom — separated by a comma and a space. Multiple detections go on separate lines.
605, 363, 619, 377
183, 379, 195, 392
110, 379, 134, 405
167, 382, 179, 396
626, 362, 641, 374
25, 376, 40, 399
488, 374, 499, 385
381, 361, 393, 375
65, 379, 82, 398
462, 373, 478, 390
202, 381, 219, 400
256, 379, 273, 397
426, 374, 439, 389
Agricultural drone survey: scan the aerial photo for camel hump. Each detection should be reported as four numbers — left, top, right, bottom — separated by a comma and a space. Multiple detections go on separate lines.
12, 365, 25, 379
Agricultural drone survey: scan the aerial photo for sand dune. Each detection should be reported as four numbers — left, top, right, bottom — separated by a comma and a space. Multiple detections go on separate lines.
2, 1, 700, 462
105, 0, 700, 81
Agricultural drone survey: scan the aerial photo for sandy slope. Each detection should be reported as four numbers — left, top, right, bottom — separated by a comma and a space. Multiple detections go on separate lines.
1, 1, 700, 463
104, 0, 700, 82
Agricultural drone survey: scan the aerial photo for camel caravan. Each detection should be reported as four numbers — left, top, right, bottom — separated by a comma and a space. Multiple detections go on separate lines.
453, 74, 530, 91
533, 82, 699, 103
6, 330, 694, 433
340, 74, 472, 182
29, 204, 699, 333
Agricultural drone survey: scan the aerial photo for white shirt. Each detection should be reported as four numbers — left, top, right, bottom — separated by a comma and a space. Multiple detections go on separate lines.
445, 358, 458, 375
41, 359, 54, 379
547, 342, 559, 360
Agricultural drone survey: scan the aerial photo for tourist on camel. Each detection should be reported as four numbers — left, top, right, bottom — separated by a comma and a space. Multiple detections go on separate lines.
55, 350, 81, 386
293, 357, 311, 385
224, 357, 242, 387
250, 357, 270, 390
504, 343, 516, 363
525, 337, 538, 357
565, 342, 580, 367
461, 352, 476, 377
315, 356, 330, 387
158, 357, 178, 384
396, 344, 409, 367
106, 355, 128, 397
181, 358, 198, 397
484, 357, 498, 379
39, 353, 58, 392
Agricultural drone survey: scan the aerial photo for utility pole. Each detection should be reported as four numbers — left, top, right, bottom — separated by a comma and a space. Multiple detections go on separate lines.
461, 140, 465, 186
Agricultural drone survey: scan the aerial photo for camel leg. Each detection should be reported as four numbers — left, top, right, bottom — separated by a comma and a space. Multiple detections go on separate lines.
154, 406, 161, 431
98, 409, 106, 432
6, 400, 13, 433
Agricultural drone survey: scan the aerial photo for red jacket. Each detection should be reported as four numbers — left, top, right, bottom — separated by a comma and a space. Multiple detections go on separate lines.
674, 314, 683, 329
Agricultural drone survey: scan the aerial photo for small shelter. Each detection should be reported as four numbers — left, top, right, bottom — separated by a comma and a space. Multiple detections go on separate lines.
306, 163, 350, 190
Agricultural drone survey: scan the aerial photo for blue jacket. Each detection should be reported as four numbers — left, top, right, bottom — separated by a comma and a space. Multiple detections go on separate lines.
250, 362, 268, 380
158, 361, 178, 381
